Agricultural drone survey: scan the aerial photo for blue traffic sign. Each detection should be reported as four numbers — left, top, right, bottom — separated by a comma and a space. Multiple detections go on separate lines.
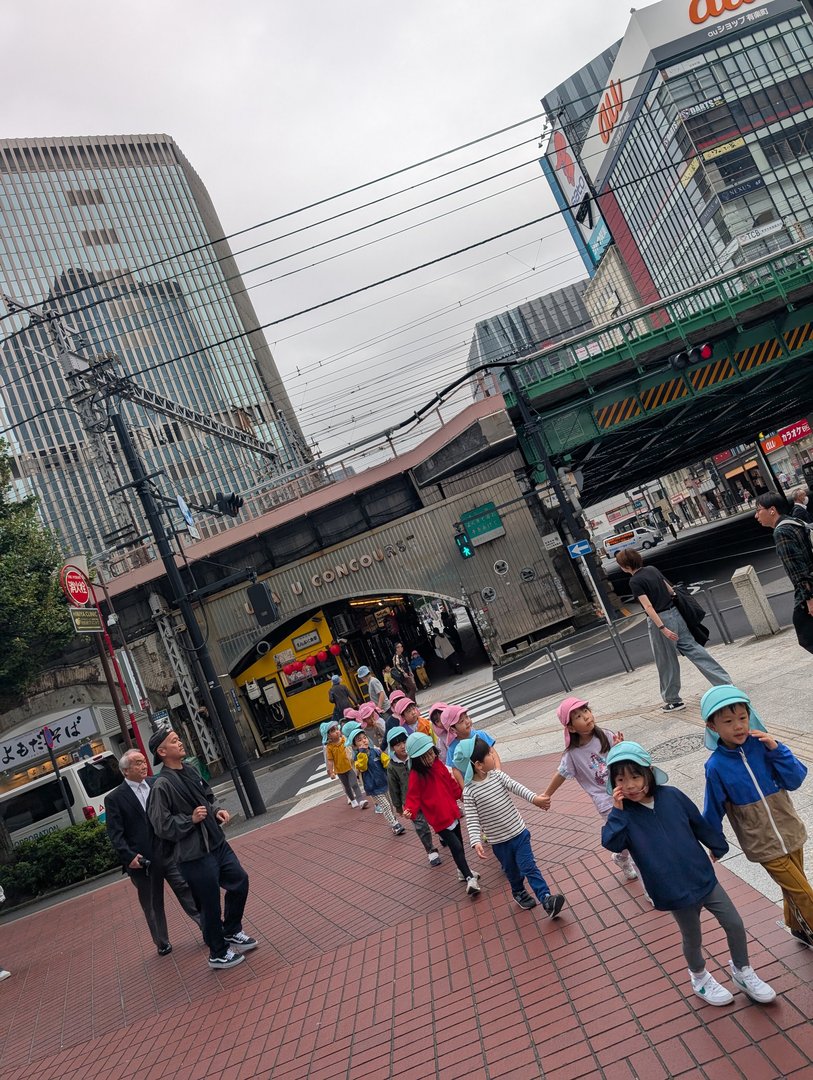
567, 539, 593, 559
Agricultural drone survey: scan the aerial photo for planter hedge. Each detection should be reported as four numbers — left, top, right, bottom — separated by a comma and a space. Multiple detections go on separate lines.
0, 819, 118, 906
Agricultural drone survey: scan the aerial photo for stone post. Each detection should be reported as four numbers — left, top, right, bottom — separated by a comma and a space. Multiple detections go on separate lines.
731, 565, 780, 637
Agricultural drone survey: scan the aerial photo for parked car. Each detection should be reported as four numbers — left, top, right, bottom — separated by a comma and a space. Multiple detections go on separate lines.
603, 526, 663, 558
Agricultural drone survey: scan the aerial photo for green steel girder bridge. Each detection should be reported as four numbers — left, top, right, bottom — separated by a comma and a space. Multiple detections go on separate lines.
502, 239, 813, 504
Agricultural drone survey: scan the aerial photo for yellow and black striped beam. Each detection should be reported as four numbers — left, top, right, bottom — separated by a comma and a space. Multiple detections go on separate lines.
594, 396, 642, 430
734, 338, 782, 372
688, 356, 737, 390
785, 322, 813, 353
640, 377, 689, 412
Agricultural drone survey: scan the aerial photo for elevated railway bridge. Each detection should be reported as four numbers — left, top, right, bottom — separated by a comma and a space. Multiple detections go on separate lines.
500, 239, 813, 504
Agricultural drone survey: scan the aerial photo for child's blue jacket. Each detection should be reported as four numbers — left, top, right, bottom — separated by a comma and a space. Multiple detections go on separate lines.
703, 736, 807, 863
602, 785, 728, 910
354, 746, 389, 796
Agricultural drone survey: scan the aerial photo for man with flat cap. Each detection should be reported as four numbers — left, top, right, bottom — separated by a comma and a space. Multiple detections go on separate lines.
147, 727, 257, 970
105, 747, 201, 956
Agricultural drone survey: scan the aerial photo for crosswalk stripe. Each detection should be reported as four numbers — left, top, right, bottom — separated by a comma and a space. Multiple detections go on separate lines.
293, 681, 509, 798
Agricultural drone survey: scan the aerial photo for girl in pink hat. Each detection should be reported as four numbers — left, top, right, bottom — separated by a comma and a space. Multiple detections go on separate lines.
347, 701, 386, 747
441, 704, 501, 789
539, 697, 637, 883
428, 702, 450, 763
391, 697, 435, 740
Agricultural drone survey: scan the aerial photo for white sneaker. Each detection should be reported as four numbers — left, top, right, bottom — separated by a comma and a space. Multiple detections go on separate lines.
350, 799, 359, 808
466, 875, 481, 896
690, 969, 734, 1006
358, 799, 368, 809
428, 851, 441, 866
0, 969, 10, 982
612, 853, 638, 881
729, 963, 776, 1003
457, 869, 466, 882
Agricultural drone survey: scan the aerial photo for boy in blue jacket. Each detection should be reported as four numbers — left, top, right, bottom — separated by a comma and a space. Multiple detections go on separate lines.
702, 684, 812, 948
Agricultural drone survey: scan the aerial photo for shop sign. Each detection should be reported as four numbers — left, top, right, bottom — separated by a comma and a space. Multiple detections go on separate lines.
679, 96, 724, 119
680, 157, 700, 187
689, 0, 757, 25
70, 607, 103, 634
292, 630, 321, 652
719, 176, 765, 202
713, 449, 733, 464
1, 708, 97, 770
702, 137, 745, 161
761, 419, 812, 455
738, 220, 784, 245
290, 540, 408, 594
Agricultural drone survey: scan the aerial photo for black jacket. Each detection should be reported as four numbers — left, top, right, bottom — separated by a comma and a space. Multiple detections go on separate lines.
148, 764, 224, 863
105, 777, 160, 871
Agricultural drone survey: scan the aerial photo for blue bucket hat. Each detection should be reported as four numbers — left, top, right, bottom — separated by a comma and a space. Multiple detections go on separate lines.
700, 685, 766, 750
405, 731, 434, 759
320, 720, 339, 744
452, 736, 477, 785
605, 741, 668, 794
356, 666, 371, 679
342, 721, 362, 746
386, 725, 409, 747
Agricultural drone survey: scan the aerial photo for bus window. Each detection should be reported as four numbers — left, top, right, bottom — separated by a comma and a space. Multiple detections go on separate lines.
0, 779, 75, 832
76, 757, 120, 799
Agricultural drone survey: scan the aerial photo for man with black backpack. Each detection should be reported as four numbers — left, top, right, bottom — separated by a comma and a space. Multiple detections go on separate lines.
755, 492, 813, 654
147, 727, 257, 970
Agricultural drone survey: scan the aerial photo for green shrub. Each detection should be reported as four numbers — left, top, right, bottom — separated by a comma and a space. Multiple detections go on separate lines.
0, 819, 118, 906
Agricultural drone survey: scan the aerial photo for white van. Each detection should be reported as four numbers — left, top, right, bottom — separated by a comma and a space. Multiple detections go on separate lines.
603, 526, 663, 558
0, 752, 121, 846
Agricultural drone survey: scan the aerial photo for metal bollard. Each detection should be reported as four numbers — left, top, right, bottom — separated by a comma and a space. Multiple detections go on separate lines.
705, 588, 734, 644
544, 645, 572, 693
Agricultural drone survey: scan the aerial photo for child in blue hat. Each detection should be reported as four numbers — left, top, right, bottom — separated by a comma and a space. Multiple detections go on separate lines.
349, 727, 405, 836
386, 726, 441, 866
323, 721, 367, 810
455, 736, 565, 916
603, 741, 776, 1008
702, 684, 812, 949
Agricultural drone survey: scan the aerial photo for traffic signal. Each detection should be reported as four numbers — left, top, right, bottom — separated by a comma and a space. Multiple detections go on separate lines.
455, 529, 475, 559
215, 491, 244, 517
668, 341, 713, 372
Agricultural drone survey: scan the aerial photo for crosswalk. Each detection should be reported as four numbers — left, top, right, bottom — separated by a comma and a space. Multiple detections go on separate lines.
294, 681, 508, 799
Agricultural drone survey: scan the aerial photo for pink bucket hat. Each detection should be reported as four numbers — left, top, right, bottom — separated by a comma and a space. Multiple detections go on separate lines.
392, 697, 416, 718
439, 704, 468, 735
427, 701, 449, 725
388, 689, 407, 707
355, 701, 381, 727
556, 697, 588, 747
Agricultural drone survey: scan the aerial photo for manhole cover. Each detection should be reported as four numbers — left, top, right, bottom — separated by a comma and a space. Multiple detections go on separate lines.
648, 733, 706, 761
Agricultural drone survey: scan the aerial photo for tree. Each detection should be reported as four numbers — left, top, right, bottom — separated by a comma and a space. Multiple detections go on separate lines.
0, 440, 73, 710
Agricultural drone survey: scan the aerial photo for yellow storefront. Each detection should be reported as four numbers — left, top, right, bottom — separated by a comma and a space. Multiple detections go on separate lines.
235, 612, 359, 735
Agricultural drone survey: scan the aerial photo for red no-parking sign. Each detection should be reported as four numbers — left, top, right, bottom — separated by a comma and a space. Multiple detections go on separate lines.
60, 565, 91, 607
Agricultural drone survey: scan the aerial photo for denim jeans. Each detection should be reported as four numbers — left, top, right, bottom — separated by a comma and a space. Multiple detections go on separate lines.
179, 842, 249, 959
491, 828, 550, 901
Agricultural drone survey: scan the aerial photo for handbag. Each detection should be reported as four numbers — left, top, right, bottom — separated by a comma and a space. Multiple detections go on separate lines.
670, 583, 710, 646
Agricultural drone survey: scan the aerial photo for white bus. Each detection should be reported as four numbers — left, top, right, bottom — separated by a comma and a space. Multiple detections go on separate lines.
0, 753, 121, 845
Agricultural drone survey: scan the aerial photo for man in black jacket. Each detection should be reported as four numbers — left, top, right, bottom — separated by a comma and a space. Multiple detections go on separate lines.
147, 727, 256, 970
756, 492, 813, 653
105, 749, 200, 956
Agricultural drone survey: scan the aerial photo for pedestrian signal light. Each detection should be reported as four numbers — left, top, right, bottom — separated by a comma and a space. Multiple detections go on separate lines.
215, 491, 244, 517
455, 530, 475, 559
669, 342, 713, 372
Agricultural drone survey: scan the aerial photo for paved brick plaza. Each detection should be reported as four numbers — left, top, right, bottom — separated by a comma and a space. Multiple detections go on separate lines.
2, 752, 813, 1080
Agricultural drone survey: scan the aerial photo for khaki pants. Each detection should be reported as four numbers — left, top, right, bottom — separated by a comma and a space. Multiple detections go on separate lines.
762, 847, 813, 935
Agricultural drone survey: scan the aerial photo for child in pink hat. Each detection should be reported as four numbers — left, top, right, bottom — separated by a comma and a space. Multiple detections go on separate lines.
441, 704, 502, 790
539, 697, 638, 883
428, 702, 450, 762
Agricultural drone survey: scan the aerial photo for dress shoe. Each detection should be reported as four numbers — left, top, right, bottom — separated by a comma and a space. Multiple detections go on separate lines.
157, 943, 173, 956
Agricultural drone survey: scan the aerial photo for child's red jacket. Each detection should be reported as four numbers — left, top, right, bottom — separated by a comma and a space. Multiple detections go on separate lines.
404, 757, 463, 832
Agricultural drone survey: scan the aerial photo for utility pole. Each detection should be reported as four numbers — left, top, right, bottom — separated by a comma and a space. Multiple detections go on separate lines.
502, 364, 615, 618
110, 411, 265, 816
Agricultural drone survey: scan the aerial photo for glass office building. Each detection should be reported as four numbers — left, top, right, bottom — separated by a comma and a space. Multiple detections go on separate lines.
0, 134, 309, 557
542, 0, 813, 302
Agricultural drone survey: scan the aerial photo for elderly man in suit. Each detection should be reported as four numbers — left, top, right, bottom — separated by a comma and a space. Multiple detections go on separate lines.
105, 748, 200, 955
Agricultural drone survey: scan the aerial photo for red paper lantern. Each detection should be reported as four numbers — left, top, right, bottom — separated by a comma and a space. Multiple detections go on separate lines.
316, 649, 328, 663
329, 643, 341, 656
292, 660, 304, 672
305, 655, 317, 669
283, 663, 294, 676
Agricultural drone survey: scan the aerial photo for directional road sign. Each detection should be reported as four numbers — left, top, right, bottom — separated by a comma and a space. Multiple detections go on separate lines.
567, 539, 593, 559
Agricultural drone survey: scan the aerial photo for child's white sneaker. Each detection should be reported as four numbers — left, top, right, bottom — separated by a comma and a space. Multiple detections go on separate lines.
612, 853, 638, 881
350, 799, 359, 808
428, 851, 441, 866
690, 969, 734, 1006
465, 875, 481, 896
729, 963, 776, 1003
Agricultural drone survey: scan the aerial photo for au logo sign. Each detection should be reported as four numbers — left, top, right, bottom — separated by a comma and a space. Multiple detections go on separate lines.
689, 0, 756, 24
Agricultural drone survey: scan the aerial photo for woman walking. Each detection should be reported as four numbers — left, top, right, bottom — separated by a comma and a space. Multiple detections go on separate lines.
615, 548, 730, 712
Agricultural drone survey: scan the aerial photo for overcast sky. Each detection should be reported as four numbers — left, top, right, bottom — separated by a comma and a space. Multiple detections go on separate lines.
2, 0, 640, 461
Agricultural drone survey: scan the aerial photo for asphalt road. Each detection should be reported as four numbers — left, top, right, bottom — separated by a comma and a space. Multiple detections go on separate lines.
498, 512, 793, 711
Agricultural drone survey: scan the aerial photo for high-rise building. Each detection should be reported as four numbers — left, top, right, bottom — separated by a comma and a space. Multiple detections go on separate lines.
540, 0, 813, 301
0, 134, 309, 557
467, 281, 591, 395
